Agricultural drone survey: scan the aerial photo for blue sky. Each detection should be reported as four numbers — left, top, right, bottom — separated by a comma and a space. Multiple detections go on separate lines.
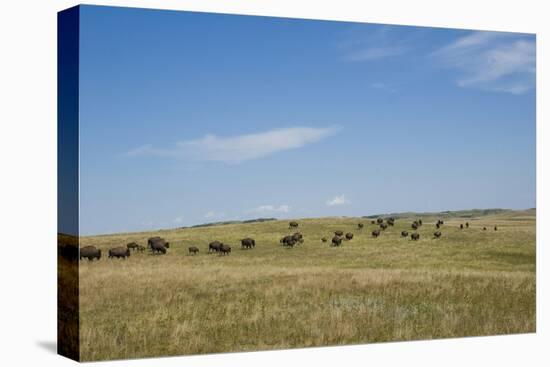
77, 5, 535, 235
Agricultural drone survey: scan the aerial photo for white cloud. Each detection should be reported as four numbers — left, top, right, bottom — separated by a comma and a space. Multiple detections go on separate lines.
204, 211, 218, 219
248, 205, 291, 214
326, 195, 350, 206
432, 31, 535, 94
126, 126, 339, 163
370, 82, 397, 93
346, 46, 408, 61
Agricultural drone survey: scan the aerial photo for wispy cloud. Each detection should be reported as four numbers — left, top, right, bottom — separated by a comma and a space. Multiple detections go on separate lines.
326, 194, 350, 206
432, 31, 535, 94
370, 82, 397, 93
204, 211, 223, 219
248, 204, 291, 214
126, 126, 339, 164
172, 216, 185, 224
346, 45, 408, 61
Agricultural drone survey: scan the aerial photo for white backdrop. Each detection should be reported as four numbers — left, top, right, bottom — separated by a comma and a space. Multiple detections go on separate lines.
0, 1, 547, 366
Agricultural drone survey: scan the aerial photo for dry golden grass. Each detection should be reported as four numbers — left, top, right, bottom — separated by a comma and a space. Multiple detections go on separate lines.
77, 210, 535, 361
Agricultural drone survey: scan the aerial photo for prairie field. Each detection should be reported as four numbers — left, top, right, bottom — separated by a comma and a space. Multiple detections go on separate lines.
76, 209, 536, 361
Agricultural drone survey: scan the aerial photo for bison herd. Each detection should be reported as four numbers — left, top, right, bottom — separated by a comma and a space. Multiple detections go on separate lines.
77, 219, 501, 262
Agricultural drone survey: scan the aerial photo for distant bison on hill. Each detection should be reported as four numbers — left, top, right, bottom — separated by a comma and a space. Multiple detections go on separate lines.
334, 230, 344, 237
345, 233, 354, 240
292, 232, 304, 244
460, 224, 464, 229
150, 241, 167, 254
148, 237, 169, 249
411, 233, 420, 241
241, 238, 256, 249
494, 226, 498, 231
188, 246, 199, 255
109, 247, 130, 259
280, 235, 296, 247
377, 218, 384, 224
483, 227, 487, 231
321, 237, 328, 242
465, 222, 469, 228
289, 221, 299, 229
80, 246, 101, 261
371, 220, 376, 224
387, 217, 395, 226
411, 222, 418, 230
380, 223, 388, 230
434, 231, 442, 238
357, 223, 364, 229
401, 231, 408, 237
331, 236, 343, 247
372, 229, 381, 238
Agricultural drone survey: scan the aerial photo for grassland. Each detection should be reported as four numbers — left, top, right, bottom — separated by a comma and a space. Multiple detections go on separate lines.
77, 209, 535, 361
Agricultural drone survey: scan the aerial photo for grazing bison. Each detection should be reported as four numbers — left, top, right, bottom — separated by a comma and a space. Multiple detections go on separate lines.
494, 226, 498, 231
418, 219, 423, 226
188, 246, 199, 255
434, 231, 442, 238
371, 220, 376, 224
219, 244, 232, 255
334, 230, 344, 237
150, 242, 167, 254
345, 233, 354, 240
281, 235, 296, 247
411, 222, 418, 230
137, 245, 146, 252
460, 224, 464, 229
436, 223, 440, 229
148, 237, 169, 250
241, 238, 256, 249
292, 232, 304, 244
465, 222, 469, 228
411, 233, 420, 241
387, 217, 395, 226
209, 241, 222, 252
376, 218, 384, 224
483, 227, 487, 231
109, 247, 130, 259
331, 236, 343, 247
380, 223, 388, 230
80, 246, 101, 261
321, 237, 328, 243
358, 223, 364, 229
401, 231, 408, 237
372, 229, 381, 238
126, 242, 139, 251
289, 221, 299, 229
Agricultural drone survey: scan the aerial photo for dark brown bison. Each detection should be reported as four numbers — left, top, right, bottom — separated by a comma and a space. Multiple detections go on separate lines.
436, 223, 440, 229
241, 238, 256, 249
418, 219, 423, 226
494, 226, 498, 231
109, 247, 130, 259
371, 220, 376, 224
126, 242, 139, 251
401, 231, 408, 237
380, 223, 388, 230
188, 246, 199, 255
460, 224, 464, 229
148, 237, 169, 250
387, 217, 395, 226
411, 233, 420, 241
150, 242, 167, 254
334, 230, 344, 237
219, 244, 231, 255
281, 235, 296, 247
292, 232, 304, 244
80, 246, 101, 261
411, 222, 418, 230
331, 236, 343, 246
437, 219, 444, 226
434, 231, 442, 238
465, 222, 469, 228
372, 229, 381, 238
209, 241, 222, 252
483, 227, 487, 231
376, 218, 383, 224
345, 233, 354, 240
321, 237, 328, 242
289, 221, 299, 229
357, 223, 364, 229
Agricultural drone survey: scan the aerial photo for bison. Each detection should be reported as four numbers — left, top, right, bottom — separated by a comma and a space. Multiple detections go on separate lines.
483, 227, 487, 231
358, 223, 364, 229
376, 218, 383, 224
109, 247, 130, 259
387, 217, 395, 226
148, 237, 169, 250
494, 226, 498, 231
219, 244, 232, 255
460, 224, 464, 229
411, 222, 418, 230
80, 246, 101, 261
331, 236, 343, 247
289, 221, 299, 229
334, 230, 344, 237
380, 223, 388, 230
411, 233, 420, 241
434, 231, 442, 238
241, 238, 256, 249
188, 246, 199, 255
292, 232, 304, 244
150, 242, 167, 254
281, 235, 296, 247
321, 237, 328, 243
372, 229, 381, 238
126, 242, 139, 251
371, 220, 376, 225
465, 222, 469, 228
401, 231, 408, 237
137, 245, 146, 252
345, 233, 354, 240
209, 241, 222, 252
